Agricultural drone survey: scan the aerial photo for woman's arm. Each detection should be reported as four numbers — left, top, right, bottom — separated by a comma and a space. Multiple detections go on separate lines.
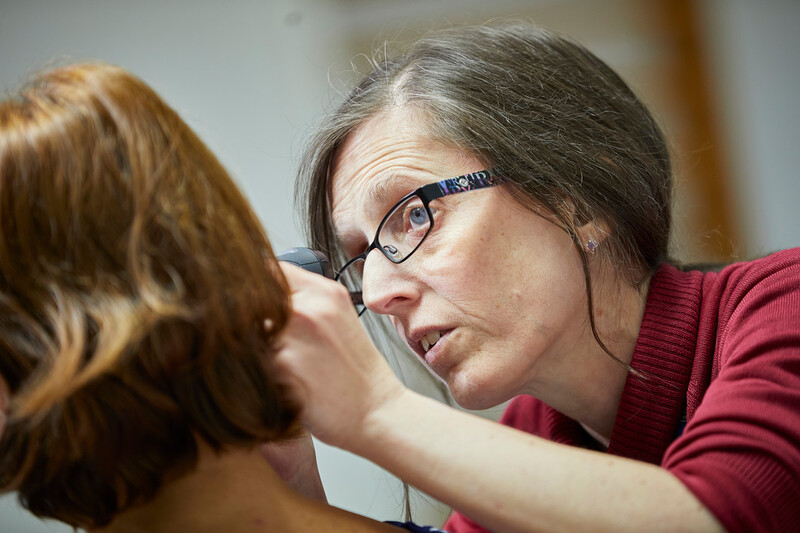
358, 388, 724, 533
274, 264, 724, 533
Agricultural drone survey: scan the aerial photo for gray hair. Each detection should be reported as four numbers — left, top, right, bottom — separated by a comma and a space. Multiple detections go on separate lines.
297, 21, 672, 365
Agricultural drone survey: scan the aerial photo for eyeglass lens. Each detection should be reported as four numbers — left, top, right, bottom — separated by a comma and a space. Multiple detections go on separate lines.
378, 195, 432, 262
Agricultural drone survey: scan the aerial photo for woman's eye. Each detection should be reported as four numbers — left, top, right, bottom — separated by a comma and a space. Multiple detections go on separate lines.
408, 206, 429, 229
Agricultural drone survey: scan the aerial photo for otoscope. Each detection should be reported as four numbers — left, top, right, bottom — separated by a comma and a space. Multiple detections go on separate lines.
277, 247, 335, 279
278, 247, 365, 311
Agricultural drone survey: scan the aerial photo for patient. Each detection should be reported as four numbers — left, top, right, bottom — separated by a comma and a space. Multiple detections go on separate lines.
0, 63, 408, 533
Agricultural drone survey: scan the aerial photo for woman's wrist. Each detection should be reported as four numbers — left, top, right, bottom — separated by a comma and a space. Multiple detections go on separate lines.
347, 384, 418, 457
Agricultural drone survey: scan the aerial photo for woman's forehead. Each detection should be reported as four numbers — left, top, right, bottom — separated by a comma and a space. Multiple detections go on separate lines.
329, 113, 476, 202
330, 117, 435, 212
327, 111, 485, 243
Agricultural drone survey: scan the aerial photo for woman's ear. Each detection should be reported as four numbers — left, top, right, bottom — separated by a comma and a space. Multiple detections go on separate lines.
567, 200, 610, 254
575, 218, 611, 254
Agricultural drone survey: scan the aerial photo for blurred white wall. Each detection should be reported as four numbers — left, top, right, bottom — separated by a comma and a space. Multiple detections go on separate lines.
0, 0, 797, 531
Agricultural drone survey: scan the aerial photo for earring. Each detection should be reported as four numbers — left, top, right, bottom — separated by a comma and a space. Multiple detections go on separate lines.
586, 239, 598, 253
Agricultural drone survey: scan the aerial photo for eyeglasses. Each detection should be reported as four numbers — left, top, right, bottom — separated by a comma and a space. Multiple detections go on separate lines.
335, 168, 505, 315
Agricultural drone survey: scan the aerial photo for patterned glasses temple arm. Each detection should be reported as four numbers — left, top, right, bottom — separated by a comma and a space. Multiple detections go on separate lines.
422, 168, 505, 200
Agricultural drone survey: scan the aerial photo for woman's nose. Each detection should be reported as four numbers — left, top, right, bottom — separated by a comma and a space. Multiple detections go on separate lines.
360, 248, 419, 315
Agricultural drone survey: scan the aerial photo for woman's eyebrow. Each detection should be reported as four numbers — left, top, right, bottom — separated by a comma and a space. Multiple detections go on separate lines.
363, 173, 418, 210
333, 174, 423, 247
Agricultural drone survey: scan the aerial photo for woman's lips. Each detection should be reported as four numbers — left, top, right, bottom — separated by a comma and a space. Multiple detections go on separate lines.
422, 329, 453, 371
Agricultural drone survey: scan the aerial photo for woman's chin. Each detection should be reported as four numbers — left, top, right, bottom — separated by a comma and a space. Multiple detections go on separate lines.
448, 373, 510, 411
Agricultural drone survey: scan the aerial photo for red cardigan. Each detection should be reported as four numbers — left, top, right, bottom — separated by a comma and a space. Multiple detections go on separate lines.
444, 248, 800, 533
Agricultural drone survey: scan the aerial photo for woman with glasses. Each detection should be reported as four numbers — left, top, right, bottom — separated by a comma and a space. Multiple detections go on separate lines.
277, 21, 800, 533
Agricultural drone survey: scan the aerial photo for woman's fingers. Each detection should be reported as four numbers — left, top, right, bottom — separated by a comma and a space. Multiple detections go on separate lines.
272, 262, 403, 448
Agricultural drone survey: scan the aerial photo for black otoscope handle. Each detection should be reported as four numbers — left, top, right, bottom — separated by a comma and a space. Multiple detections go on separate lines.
277, 247, 335, 280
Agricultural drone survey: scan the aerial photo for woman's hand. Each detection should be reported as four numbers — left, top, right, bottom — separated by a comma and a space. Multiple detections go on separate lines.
273, 263, 406, 450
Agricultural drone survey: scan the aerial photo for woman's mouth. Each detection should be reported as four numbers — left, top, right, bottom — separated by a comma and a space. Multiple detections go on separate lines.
421, 330, 442, 353
419, 329, 453, 371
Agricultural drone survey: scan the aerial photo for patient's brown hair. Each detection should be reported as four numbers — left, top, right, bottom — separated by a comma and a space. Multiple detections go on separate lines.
0, 63, 297, 528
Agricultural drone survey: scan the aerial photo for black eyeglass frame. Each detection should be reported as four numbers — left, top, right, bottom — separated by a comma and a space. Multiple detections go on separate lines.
335, 168, 505, 313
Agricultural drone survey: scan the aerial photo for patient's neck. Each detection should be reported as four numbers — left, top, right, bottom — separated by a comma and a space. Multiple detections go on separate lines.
95, 443, 302, 533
